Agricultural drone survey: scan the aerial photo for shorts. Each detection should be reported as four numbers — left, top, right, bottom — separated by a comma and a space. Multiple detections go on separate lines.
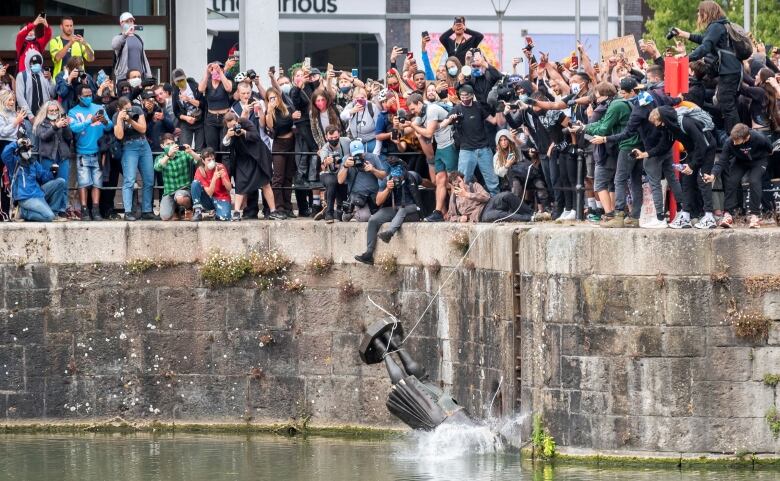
77, 154, 103, 188
594, 164, 616, 193
586, 152, 595, 179
432, 144, 458, 173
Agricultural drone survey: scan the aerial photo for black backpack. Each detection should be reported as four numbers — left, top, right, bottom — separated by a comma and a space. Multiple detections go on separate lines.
725, 22, 753, 61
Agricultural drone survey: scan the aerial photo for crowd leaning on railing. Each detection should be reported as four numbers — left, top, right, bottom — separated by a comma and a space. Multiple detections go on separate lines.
1, 3, 780, 262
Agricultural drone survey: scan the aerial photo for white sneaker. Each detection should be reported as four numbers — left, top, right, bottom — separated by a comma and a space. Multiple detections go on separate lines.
564, 210, 577, 220
642, 218, 668, 229
669, 212, 692, 229
694, 213, 717, 229
556, 209, 571, 221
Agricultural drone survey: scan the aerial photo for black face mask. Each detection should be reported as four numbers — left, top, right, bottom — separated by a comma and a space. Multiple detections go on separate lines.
327, 138, 339, 147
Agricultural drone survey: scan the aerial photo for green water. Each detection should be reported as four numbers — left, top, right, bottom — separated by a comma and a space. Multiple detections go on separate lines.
1, 433, 778, 481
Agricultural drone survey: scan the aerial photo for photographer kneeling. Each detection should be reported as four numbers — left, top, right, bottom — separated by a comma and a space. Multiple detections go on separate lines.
1, 136, 67, 222
337, 140, 387, 223
355, 156, 421, 265
318, 125, 351, 222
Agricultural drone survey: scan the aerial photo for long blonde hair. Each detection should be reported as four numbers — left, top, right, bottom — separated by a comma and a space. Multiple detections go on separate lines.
0, 90, 15, 118
33, 100, 64, 133
697, 1, 726, 30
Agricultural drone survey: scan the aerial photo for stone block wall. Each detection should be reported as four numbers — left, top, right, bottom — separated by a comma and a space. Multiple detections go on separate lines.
0, 222, 516, 427
517, 228, 780, 454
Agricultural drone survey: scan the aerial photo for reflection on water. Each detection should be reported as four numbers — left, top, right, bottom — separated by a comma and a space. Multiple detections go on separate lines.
0, 433, 777, 481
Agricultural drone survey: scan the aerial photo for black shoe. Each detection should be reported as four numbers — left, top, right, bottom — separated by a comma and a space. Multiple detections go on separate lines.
140, 212, 160, 221
324, 212, 334, 223
354, 253, 374, 265
378, 230, 393, 243
424, 210, 444, 222
192, 208, 203, 222
268, 210, 287, 220
294, 175, 310, 187
90, 206, 103, 221
124, 213, 137, 221
310, 205, 321, 218
284, 209, 297, 219
81, 209, 92, 221
299, 208, 312, 218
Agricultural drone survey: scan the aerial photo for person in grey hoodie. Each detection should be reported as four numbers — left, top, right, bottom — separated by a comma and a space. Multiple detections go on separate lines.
15, 52, 55, 122
111, 12, 152, 82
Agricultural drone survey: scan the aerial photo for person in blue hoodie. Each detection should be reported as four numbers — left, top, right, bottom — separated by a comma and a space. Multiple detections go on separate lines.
69, 83, 113, 221
1, 136, 67, 222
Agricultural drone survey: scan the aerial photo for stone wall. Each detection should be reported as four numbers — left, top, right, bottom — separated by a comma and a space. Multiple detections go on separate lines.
0, 222, 517, 427
517, 227, 780, 455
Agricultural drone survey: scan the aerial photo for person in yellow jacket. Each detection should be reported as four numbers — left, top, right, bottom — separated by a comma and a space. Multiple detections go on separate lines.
49, 16, 94, 78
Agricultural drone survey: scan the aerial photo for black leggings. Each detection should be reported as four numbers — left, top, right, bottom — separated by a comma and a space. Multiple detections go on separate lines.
204, 112, 225, 151
554, 150, 578, 210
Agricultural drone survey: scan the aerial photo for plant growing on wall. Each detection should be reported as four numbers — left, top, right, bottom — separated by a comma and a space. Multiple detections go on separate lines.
532, 414, 556, 460
766, 405, 780, 438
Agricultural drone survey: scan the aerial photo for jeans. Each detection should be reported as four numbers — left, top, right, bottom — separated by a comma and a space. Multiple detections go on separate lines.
682, 148, 716, 214
191, 180, 231, 220
539, 154, 558, 209
717, 73, 741, 134
121, 138, 154, 214
481, 192, 533, 222
179, 122, 205, 151
644, 152, 684, 218
614, 149, 644, 218
18, 178, 67, 221
366, 205, 417, 255
39, 157, 70, 185
204, 112, 225, 151
458, 147, 498, 195
321, 172, 347, 216
724, 161, 767, 215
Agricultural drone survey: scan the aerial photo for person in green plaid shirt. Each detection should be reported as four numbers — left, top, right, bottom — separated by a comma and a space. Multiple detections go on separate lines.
154, 133, 202, 220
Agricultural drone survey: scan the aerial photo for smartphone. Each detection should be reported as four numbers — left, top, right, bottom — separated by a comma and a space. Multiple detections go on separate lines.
357, 98, 367, 106
74, 28, 85, 37
269, 66, 276, 75
134, 25, 144, 31
421, 31, 429, 38
303, 57, 311, 70
351, 68, 359, 78
96, 109, 105, 117
327, 62, 334, 73
391, 129, 400, 141
399, 47, 408, 55
39, 11, 46, 19
406, 52, 414, 59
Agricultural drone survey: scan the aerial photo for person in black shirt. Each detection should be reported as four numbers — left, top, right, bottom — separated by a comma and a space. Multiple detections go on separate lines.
442, 84, 499, 195
703, 124, 772, 229
440, 16, 484, 65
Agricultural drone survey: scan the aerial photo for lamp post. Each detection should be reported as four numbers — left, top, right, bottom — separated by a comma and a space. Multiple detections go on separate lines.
599, 0, 608, 44
744, 0, 751, 31
575, 0, 581, 42
491, 0, 513, 70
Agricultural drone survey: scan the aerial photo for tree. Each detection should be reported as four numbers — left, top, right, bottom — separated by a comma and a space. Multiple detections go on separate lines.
645, 0, 780, 51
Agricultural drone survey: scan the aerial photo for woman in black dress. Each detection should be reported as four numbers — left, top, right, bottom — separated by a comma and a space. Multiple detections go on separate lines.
222, 112, 285, 221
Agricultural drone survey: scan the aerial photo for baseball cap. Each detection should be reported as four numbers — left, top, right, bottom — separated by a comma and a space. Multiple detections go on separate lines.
171, 68, 186, 82
454, 16, 465, 24
349, 140, 365, 156
620, 76, 639, 92
309, 68, 322, 77
636, 91, 654, 107
29, 53, 43, 65
458, 84, 474, 95
517, 80, 534, 94
119, 12, 135, 23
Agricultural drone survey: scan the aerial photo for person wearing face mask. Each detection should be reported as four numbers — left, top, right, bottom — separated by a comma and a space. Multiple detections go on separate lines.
172, 68, 205, 151
111, 12, 152, 82
69, 85, 114, 221
290, 66, 324, 191
55, 56, 97, 112
33, 100, 72, 203
15, 52, 55, 122
154, 133, 201, 221
340, 86, 379, 152
0, 91, 27, 218
1, 135, 67, 222
198, 61, 233, 152
192, 147, 232, 221
16, 14, 52, 73
113, 96, 156, 221
318, 125, 352, 222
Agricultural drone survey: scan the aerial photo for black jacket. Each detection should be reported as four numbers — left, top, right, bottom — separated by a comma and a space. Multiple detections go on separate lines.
607, 90, 675, 150
648, 105, 715, 169
172, 77, 205, 126
713, 129, 772, 176
689, 18, 743, 76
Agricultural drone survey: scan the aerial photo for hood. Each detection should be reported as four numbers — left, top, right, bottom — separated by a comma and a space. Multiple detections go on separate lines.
24, 49, 42, 72
495, 129, 514, 146
657, 105, 682, 133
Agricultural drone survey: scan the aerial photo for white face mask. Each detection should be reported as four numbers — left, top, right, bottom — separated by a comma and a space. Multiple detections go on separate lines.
47, 113, 58, 121
128, 77, 142, 88
20, 151, 32, 160
280, 84, 292, 95
206, 160, 216, 170
571, 83, 581, 95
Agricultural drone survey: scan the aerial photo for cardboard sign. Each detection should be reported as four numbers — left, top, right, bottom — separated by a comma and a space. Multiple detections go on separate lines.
600, 35, 640, 63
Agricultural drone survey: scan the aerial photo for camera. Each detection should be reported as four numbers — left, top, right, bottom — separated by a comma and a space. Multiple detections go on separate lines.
666, 27, 679, 40
390, 175, 404, 188
125, 108, 140, 122
352, 153, 365, 169
396, 109, 408, 123
328, 153, 342, 172
453, 111, 464, 124
630, 149, 641, 159
232, 124, 243, 134
247, 69, 257, 80
17, 137, 32, 151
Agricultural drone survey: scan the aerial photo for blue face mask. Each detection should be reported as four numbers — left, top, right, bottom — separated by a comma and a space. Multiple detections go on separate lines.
447, 67, 458, 77
80, 96, 93, 107
471, 68, 482, 78
30, 64, 42, 74
339, 86, 352, 94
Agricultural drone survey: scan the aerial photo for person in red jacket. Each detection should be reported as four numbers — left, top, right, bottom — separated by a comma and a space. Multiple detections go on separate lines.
16, 14, 52, 73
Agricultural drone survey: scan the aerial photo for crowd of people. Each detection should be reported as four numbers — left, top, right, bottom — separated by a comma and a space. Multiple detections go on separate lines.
1, 3, 780, 260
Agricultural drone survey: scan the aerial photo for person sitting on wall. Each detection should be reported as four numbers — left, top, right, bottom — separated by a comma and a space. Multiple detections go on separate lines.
154, 133, 200, 221
191, 147, 232, 221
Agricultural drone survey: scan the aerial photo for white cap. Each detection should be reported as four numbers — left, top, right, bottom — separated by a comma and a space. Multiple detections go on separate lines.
119, 12, 135, 23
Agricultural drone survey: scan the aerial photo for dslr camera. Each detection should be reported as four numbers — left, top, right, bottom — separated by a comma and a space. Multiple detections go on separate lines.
246, 69, 257, 80
666, 27, 679, 40
453, 111, 464, 124
125, 108, 140, 122
232, 124, 243, 134
327, 153, 342, 173
396, 109, 408, 123
352, 152, 365, 170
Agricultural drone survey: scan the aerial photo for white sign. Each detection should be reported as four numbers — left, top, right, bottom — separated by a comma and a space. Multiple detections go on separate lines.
208, 0, 340, 15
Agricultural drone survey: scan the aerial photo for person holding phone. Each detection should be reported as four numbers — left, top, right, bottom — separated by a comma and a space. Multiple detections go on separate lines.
16, 13, 52, 73
440, 16, 484, 65
112, 12, 152, 82
50, 16, 95, 78
340, 86, 379, 152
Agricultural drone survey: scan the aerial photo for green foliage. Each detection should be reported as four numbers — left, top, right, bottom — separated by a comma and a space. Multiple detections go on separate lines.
645, 0, 780, 56
532, 414, 557, 460
200, 249, 295, 288
766, 405, 780, 438
126, 258, 177, 274
200, 251, 252, 287
764, 373, 780, 388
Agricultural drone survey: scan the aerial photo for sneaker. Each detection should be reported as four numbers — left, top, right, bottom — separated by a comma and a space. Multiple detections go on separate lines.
268, 210, 287, 220
749, 214, 760, 229
669, 212, 692, 229
310, 205, 322, 218
532, 212, 552, 222
378, 230, 394, 243
230, 210, 242, 222
342, 212, 354, 222
694, 213, 717, 229
565, 210, 577, 221
642, 218, 668, 229
587, 213, 602, 223
124, 213, 137, 222
81, 209, 92, 221
91, 207, 103, 221
602, 211, 625, 228
140, 212, 160, 221
623, 216, 639, 228
424, 210, 444, 222
354, 252, 374, 265
324, 212, 335, 224
192, 208, 203, 222
718, 212, 733, 229
298, 208, 312, 218
555, 209, 571, 221
283, 209, 298, 219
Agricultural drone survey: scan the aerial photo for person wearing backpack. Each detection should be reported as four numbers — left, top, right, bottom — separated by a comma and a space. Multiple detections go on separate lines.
111, 12, 152, 82
643, 105, 717, 229
671, 1, 748, 134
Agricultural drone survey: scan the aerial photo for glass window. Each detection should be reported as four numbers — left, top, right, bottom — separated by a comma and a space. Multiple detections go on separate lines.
279, 32, 379, 82
0, 1, 167, 17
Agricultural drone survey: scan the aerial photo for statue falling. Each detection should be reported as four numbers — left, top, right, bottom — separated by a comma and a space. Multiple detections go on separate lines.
359, 319, 475, 430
